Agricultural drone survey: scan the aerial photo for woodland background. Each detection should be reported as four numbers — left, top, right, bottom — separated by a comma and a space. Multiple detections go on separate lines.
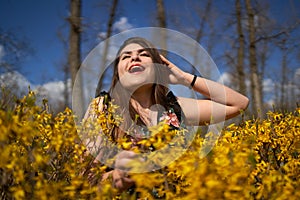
0, 0, 299, 118
0, 1, 300, 199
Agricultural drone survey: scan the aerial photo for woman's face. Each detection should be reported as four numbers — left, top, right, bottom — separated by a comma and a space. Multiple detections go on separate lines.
117, 43, 156, 91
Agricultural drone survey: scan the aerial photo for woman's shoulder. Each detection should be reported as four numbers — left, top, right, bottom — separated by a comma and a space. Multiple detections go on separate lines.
84, 91, 110, 119
93, 91, 111, 105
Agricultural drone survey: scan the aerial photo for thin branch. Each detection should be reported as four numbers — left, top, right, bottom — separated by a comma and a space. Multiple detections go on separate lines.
255, 20, 300, 43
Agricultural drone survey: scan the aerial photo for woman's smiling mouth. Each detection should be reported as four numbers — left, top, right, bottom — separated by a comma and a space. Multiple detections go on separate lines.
128, 64, 145, 73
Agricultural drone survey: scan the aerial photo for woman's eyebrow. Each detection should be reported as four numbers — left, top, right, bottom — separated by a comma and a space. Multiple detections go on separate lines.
120, 51, 132, 56
119, 49, 146, 56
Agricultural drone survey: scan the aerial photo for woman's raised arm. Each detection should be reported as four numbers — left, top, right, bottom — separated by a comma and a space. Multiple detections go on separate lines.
160, 55, 249, 125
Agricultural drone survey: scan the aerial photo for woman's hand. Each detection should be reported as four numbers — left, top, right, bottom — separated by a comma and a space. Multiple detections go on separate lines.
111, 169, 135, 191
103, 151, 138, 191
114, 150, 138, 171
160, 55, 190, 86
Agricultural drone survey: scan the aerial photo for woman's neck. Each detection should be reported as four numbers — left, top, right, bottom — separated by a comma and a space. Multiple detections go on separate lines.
131, 86, 159, 127
131, 86, 153, 109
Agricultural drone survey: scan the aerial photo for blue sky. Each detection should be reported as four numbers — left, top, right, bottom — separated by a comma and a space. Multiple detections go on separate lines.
0, 0, 168, 84
0, 0, 69, 84
0, 0, 299, 88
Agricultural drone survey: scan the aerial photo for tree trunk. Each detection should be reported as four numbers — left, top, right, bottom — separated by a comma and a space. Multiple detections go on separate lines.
279, 39, 287, 110
63, 62, 69, 108
95, 0, 119, 96
156, 0, 167, 55
235, 0, 247, 95
245, 0, 263, 118
69, 0, 81, 89
258, 40, 267, 108
68, 0, 84, 117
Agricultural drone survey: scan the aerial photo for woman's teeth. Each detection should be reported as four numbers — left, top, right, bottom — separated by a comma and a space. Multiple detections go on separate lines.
129, 66, 144, 73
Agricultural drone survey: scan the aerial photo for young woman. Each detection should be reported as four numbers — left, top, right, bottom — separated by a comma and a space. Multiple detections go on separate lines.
83, 37, 249, 191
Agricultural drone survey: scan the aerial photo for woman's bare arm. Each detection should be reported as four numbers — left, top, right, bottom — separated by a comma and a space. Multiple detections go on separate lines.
160, 55, 249, 125
177, 76, 249, 125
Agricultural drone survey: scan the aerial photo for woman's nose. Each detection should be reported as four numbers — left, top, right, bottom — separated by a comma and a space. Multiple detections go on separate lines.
131, 52, 140, 61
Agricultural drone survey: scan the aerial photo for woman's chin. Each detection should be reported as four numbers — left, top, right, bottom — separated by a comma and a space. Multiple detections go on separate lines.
125, 83, 154, 93
119, 76, 155, 92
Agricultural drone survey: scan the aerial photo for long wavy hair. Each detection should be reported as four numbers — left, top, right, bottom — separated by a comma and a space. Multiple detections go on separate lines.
97, 37, 170, 141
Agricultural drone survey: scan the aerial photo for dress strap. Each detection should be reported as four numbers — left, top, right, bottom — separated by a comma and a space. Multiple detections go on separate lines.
166, 91, 183, 123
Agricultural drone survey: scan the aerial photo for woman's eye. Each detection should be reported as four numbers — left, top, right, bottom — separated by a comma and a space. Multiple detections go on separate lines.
121, 55, 130, 60
140, 52, 150, 57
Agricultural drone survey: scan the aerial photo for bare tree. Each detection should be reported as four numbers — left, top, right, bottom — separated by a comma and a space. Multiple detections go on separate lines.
0, 28, 33, 73
0, 29, 33, 110
275, 34, 300, 111
68, 0, 84, 117
235, 0, 247, 95
57, 27, 71, 110
68, 0, 81, 88
95, 0, 119, 95
257, 39, 269, 106
156, 0, 167, 28
245, 0, 263, 118
191, 0, 213, 78
63, 61, 70, 109
156, 0, 167, 54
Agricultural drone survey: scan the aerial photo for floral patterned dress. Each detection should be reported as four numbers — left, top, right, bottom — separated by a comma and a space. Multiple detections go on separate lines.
97, 90, 185, 150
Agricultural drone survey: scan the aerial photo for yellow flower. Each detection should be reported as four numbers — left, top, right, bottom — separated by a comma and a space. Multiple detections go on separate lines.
1, 91, 300, 199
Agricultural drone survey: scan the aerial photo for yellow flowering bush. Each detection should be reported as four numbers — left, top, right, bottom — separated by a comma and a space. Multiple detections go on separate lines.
0, 92, 299, 199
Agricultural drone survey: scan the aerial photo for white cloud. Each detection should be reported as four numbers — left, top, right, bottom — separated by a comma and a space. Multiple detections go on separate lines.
217, 72, 276, 93
265, 98, 275, 108
97, 17, 133, 41
36, 81, 65, 102
0, 70, 71, 112
216, 72, 279, 106
35, 79, 72, 112
0, 71, 31, 93
263, 78, 275, 93
216, 72, 277, 93
217, 72, 233, 86
98, 32, 107, 40
113, 17, 133, 32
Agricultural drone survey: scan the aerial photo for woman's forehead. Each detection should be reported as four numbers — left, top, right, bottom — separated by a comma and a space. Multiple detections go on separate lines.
119, 43, 144, 54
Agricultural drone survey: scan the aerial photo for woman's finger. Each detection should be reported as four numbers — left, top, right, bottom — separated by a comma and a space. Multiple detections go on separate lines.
160, 54, 170, 66
112, 169, 135, 191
